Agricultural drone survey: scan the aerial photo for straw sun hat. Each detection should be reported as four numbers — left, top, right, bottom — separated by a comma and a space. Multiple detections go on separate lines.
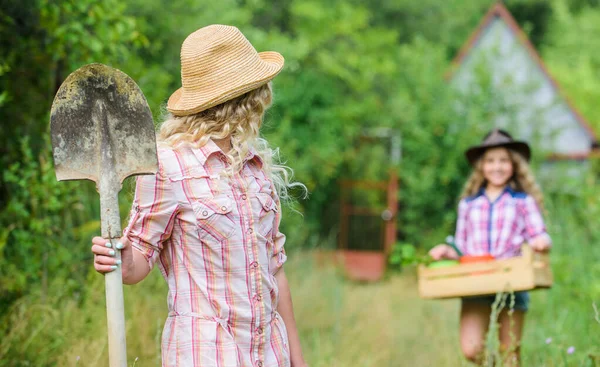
167, 25, 284, 116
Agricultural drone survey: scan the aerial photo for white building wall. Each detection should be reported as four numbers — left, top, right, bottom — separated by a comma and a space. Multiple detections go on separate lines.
451, 18, 593, 156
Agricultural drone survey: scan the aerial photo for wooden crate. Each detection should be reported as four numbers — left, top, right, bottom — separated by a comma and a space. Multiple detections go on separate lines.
418, 246, 552, 299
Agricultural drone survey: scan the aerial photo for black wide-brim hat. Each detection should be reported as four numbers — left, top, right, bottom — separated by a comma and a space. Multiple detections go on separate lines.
465, 129, 531, 166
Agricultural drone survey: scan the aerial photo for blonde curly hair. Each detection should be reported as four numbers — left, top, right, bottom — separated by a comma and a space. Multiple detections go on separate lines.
157, 82, 305, 202
460, 148, 545, 212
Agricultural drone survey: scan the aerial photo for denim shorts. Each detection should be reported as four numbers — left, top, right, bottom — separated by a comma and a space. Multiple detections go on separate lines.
462, 291, 530, 312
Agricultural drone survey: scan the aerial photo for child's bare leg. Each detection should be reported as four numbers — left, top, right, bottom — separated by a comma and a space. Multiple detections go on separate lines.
499, 310, 525, 367
460, 302, 490, 364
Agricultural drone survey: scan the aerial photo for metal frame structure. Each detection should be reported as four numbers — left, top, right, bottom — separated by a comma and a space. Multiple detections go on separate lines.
338, 128, 400, 281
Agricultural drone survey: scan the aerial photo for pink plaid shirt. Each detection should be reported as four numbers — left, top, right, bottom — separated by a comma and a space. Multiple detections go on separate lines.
454, 187, 550, 259
124, 140, 290, 367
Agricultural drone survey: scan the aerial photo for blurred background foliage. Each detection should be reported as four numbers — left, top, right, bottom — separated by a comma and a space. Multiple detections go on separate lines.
1, 0, 600, 365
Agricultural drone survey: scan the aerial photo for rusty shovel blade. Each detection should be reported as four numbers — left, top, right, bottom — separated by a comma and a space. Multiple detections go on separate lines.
50, 63, 157, 185
50, 63, 157, 367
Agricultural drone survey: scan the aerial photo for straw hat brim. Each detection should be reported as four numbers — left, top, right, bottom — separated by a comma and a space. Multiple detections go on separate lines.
167, 51, 284, 116
465, 141, 531, 165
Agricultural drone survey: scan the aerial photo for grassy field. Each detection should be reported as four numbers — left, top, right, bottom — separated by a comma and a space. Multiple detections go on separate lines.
1, 195, 599, 366
3, 250, 597, 367
2, 252, 464, 367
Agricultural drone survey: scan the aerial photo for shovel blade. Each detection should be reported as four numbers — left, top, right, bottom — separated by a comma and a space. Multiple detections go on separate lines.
50, 63, 157, 185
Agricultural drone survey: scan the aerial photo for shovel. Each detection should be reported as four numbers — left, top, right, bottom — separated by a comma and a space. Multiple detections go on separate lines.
50, 63, 157, 367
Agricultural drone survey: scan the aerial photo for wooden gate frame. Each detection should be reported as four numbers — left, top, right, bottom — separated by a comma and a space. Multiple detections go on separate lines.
338, 128, 401, 281
338, 170, 398, 254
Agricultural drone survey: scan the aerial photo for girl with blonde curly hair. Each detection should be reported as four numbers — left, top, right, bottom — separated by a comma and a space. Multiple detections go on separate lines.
91, 25, 307, 367
429, 129, 551, 366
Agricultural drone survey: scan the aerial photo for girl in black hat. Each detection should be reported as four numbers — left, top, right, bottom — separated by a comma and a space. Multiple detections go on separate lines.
429, 129, 551, 366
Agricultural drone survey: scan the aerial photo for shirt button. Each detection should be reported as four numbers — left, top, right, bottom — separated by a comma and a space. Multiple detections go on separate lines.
254, 294, 262, 302
248, 228, 253, 234
256, 361, 263, 367
241, 194, 247, 200
250, 261, 258, 269
256, 327, 263, 335
202, 210, 208, 216
221, 206, 228, 212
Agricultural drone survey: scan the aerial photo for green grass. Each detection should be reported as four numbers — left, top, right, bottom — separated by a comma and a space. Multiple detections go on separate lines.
3, 252, 598, 367
1, 194, 599, 366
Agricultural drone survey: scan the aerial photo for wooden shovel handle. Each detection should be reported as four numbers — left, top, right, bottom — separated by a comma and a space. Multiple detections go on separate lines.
101, 191, 128, 367
105, 243, 127, 367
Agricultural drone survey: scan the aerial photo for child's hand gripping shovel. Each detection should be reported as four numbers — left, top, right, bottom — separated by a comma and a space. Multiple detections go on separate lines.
50, 63, 157, 367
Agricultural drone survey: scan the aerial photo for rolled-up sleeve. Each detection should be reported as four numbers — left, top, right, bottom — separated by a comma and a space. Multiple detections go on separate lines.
269, 195, 287, 275
520, 195, 551, 243
124, 169, 179, 269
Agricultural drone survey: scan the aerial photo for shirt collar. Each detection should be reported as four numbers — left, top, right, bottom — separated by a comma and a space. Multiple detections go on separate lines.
191, 139, 223, 166
243, 148, 264, 168
192, 139, 263, 168
473, 185, 516, 201
474, 187, 485, 198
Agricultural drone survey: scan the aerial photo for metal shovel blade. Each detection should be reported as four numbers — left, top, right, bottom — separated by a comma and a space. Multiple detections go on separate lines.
50, 63, 157, 367
50, 63, 157, 185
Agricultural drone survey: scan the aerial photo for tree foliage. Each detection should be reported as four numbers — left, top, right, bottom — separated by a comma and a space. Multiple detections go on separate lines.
1, 0, 599, 314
